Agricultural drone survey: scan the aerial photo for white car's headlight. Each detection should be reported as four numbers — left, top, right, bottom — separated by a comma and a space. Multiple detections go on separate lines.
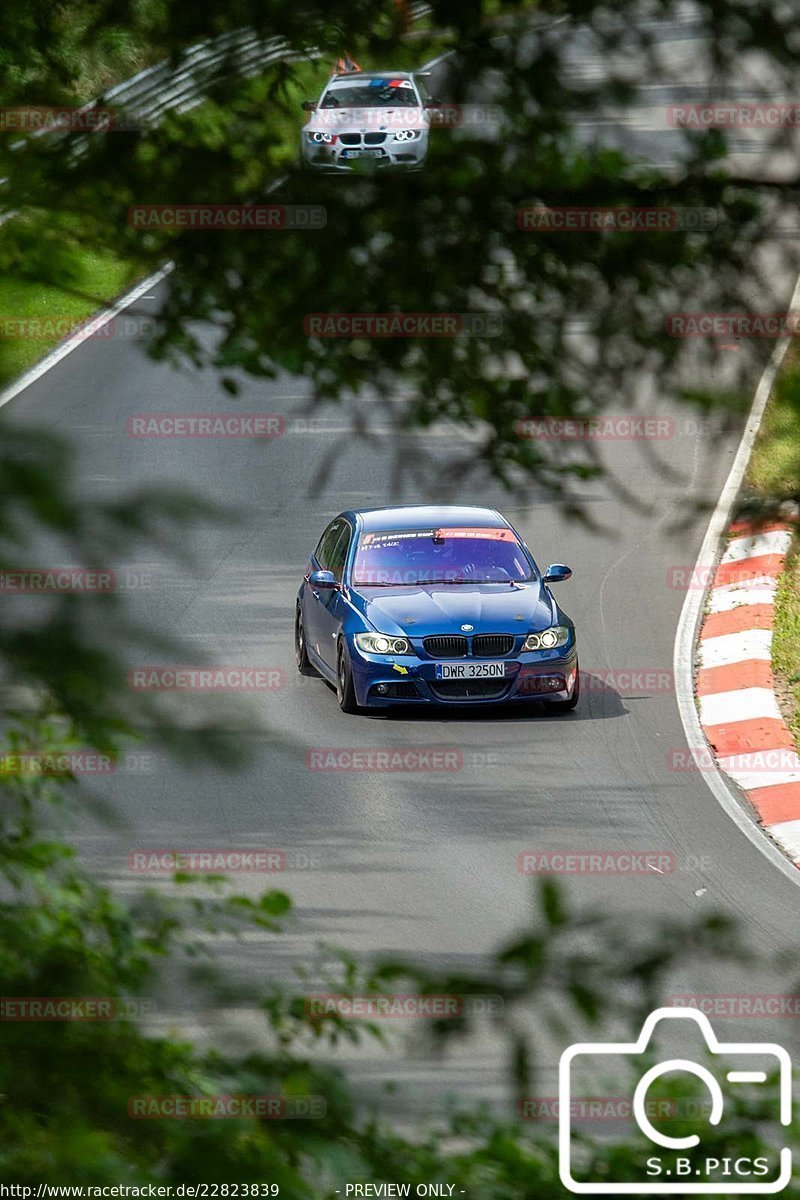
523, 626, 571, 652
355, 633, 410, 655
394, 129, 421, 141
308, 131, 335, 144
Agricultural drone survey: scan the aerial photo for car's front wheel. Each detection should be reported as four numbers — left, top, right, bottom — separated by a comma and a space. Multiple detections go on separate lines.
295, 605, 318, 677
550, 665, 580, 713
336, 640, 360, 714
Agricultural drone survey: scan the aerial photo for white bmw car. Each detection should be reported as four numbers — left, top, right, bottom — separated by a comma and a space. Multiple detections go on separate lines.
300, 72, 434, 171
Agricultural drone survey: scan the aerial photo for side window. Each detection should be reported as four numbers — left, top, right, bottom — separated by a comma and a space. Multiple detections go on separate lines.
327, 523, 352, 581
314, 519, 344, 570
415, 75, 432, 102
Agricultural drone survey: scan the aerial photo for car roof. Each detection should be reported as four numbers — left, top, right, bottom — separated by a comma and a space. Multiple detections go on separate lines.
329, 72, 415, 82
352, 505, 509, 532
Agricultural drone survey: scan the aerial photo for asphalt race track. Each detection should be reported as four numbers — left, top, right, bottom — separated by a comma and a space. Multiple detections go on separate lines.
4, 8, 800, 1116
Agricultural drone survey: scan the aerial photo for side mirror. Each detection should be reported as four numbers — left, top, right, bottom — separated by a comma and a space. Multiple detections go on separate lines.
543, 564, 572, 584
424, 99, 443, 108
301, 100, 317, 112
309, 569, 339, 590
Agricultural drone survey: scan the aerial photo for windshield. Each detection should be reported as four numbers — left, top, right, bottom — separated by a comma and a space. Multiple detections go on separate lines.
352, 527, 534, 586
321, 81, 420, 108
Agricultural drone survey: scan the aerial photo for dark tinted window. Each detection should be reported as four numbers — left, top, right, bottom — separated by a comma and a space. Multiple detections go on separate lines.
314, 519, 345, 570
321, 82, 419, 108
327, 522, 352, 580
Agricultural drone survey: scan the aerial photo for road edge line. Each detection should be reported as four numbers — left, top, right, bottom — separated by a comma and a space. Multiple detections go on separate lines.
0, 262, 175, 414
673, 270, 800, 887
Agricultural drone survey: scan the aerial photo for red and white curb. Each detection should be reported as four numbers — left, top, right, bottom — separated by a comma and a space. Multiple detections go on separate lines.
696, 520, 799, 865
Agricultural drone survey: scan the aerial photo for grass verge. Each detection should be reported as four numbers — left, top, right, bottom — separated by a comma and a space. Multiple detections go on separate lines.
772, 545, 800, 746
746, 340, 800, 743
749, 343, 800, 497
0, 245, 142, 391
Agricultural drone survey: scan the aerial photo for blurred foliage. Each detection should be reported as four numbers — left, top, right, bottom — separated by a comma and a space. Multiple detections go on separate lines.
0, 422, 256, 758
0, 1, 169, 102
1, 1, 800, 1191
4, 727, 793, 1193
3, 0, 800, 504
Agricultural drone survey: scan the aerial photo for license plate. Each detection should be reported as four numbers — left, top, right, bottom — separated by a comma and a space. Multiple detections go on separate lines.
435, 662, 506, 680
341, 149, 384, 159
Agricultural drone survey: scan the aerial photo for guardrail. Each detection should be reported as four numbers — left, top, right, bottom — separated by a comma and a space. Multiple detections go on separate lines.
99, 29, 313, 127
99, 3, 432, 125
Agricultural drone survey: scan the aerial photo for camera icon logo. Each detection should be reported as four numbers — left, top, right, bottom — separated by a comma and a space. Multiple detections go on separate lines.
559, 1007, 791, 1194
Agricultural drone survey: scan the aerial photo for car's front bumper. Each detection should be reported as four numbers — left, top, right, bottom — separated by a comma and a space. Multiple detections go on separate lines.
348, 644, 579, 707
301, 137, 428, 170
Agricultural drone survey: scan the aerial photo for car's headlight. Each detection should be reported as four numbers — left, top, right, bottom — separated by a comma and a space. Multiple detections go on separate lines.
523, 625, 571, 652
308, 131, 336, 144
394, 129, 421, 141
355, 633, 410, 655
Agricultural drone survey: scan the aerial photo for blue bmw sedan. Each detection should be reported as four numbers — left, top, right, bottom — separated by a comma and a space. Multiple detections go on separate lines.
294, 505, 579, 714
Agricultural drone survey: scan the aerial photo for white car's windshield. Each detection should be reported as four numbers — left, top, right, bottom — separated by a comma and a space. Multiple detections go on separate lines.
321, 81, 419, 108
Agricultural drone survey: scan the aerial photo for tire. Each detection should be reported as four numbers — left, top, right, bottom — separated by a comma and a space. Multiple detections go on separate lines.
336, 640, 360, 714
295, 605, 318, 677
550, 665, 580, 713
